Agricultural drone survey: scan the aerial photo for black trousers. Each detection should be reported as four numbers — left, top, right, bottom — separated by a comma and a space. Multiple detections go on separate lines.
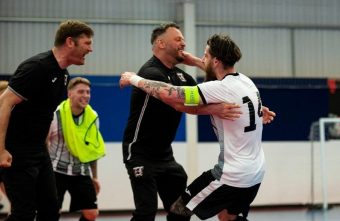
126, 159, 191, 221
3, 150, 59, 221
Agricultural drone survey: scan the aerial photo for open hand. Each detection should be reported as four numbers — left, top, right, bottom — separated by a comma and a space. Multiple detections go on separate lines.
210, 103, 242, 120
262, 106, 276, 124
181, 51, 204, 70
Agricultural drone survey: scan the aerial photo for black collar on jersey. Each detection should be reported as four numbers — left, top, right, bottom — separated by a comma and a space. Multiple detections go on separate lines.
151, 56, 181, 82
222, 72, 239, 80
152, 56, 175, 72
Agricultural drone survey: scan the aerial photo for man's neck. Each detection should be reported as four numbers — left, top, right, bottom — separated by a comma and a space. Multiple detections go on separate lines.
216, 67, 236, 80
72, 107, 84, 117
154, 53, 177, 69
52, 47, 69, 69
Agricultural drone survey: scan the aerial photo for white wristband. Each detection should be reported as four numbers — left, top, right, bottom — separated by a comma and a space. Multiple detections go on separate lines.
130, 75, 143, 87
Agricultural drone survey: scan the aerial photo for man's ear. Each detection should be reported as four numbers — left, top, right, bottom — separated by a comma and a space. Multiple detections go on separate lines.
157, 39, 166, 49
65, 37, 75, 48
213, 57, 220, 67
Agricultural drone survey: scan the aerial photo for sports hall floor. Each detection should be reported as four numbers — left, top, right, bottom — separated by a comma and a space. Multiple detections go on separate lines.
22, 205, 340, 221
1, 206, 340, 220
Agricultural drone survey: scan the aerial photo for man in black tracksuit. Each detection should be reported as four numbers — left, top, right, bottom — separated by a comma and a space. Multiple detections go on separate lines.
123, 55, 195, 221
0, 20, 93, 221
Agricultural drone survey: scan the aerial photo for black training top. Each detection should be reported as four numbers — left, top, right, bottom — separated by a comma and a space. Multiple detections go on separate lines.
122, 56, 196, 162
6, 50, 69, 151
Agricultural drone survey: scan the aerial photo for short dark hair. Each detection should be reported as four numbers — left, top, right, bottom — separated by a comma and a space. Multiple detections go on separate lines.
150, 23, 180, 44
207, 34, 242, 67
54, 20, 94, 47
67, 77, 91, 90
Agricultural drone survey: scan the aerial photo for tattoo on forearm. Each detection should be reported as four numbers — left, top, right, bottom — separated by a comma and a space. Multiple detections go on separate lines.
143, 80, 182, 100
177, 88, 185, 99
143, 81, 166, 99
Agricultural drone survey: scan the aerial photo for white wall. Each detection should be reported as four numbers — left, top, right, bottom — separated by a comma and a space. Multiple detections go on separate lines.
2, 141, 339, 213
83, 140, 340, 209
2, 0, 340, 78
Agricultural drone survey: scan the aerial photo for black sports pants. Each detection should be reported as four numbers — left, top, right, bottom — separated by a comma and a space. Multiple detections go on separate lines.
3, 150, 59, 221
126, 159, 190, 221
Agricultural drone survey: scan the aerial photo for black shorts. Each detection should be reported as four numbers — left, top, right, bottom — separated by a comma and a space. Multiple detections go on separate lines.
54, 172, 98, 212
182, 170, 260, 220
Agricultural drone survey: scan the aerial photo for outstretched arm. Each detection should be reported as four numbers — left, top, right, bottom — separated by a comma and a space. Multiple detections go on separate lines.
120, 72, 276, 122
181, 51, 205, 71
121, 71, 184, 103
173, 103, 241, 120
120, 71, 197, 105
120, 72, 242, 120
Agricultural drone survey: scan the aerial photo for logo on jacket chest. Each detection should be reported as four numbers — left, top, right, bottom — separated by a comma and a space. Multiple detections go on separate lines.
176, 73, 187, 82
51, 74, 68, 86
132, 166, 144, 177
64, 74, 68, 86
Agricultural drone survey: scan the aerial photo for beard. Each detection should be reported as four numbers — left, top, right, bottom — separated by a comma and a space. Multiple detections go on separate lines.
175, 49, 185, 62
168, 46, 184, 63
175, 55, 184, 63
204, 62, 217, 82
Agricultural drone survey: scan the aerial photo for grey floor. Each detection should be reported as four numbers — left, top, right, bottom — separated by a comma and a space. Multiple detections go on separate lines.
57, 206, 340, 221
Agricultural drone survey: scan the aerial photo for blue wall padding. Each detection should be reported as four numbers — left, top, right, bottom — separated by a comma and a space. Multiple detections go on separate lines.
0, 74, 330, 141
198, 78, 329, 141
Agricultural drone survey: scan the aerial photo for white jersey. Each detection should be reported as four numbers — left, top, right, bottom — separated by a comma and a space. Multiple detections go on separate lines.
197, 73, 265, 187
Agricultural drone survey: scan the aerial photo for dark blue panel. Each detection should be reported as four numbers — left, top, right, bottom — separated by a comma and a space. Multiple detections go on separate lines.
175, 114, 186, 141
259, 87, 328, 141
0, 74, 331, 142
198, 115, 215, 142
78, 76, 130, 142
78, 75, 186, 142
0, 75, 10, 81
254, 78, 329, 141
198, 78, 329, 141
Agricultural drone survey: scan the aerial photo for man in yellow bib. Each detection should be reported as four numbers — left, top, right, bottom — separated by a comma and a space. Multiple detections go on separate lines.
47, 77, 105, 221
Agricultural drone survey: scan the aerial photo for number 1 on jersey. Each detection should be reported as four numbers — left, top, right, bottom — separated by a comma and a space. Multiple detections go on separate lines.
243, 92, 262, 132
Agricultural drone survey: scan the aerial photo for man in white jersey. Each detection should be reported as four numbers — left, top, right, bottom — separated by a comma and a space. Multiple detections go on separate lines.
120, 34, 274, 221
